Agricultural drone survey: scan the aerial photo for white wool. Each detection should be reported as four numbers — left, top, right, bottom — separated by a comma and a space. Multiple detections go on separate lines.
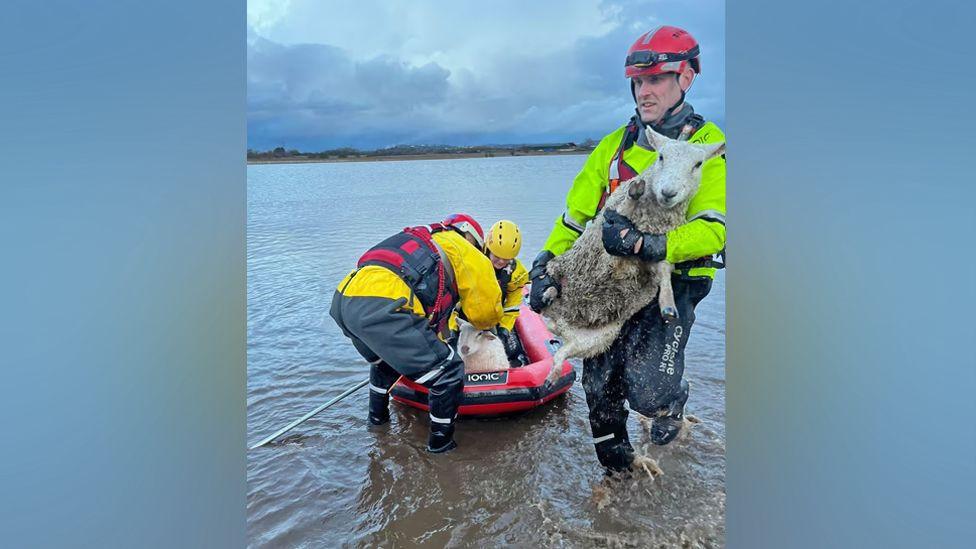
456, 318, 510, 374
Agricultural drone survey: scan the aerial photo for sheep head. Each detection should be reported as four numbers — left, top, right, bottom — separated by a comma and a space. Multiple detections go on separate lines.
456, 317, 510, 373
456, 317, 499, 358
633, 126, 726, 210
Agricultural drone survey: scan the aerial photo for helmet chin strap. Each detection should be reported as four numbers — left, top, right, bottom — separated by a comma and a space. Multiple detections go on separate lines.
661, 72, 698, 121
664, 92, 685, 120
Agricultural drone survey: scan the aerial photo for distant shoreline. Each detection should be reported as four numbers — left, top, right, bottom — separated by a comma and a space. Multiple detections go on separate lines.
247, 149, 591, 165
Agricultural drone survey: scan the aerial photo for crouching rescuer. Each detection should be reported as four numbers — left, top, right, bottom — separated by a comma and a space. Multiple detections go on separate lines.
528, 25, 726, 472
330, 214, 502, 453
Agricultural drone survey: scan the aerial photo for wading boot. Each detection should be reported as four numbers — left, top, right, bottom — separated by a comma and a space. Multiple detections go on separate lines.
593, 428, 635, 474
650, 380, 689, 445
368, 388, 390, 426
426, 421, 457, 453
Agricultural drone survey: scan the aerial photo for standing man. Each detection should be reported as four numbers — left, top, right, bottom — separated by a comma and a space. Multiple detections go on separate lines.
330, 214, 502, 453
528, 26, 726, 472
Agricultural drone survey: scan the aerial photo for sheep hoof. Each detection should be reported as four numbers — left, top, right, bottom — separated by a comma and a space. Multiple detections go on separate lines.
542, 286, 559, 303
661, 306, 679, 321
629, 178, 645, 199
544, 368, 561, 388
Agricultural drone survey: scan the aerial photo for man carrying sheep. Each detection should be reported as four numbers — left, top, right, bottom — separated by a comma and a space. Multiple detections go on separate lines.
528, 25, 726, 473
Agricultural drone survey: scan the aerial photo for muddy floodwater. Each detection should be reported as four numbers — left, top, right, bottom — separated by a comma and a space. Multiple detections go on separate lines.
247, 156, 726, 547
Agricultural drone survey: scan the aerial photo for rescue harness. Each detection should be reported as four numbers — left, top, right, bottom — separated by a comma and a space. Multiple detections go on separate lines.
357, 224, 459, 334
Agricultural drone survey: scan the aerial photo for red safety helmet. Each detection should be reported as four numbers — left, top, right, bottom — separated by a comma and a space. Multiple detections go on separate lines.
442, 213, 485, 249
624, 25, 701, 79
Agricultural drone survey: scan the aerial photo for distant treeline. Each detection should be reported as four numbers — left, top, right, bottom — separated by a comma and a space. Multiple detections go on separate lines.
247, 139, 598, 160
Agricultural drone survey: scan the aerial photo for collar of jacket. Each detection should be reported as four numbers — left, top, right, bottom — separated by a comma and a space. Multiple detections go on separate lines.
635, 102, 697, 145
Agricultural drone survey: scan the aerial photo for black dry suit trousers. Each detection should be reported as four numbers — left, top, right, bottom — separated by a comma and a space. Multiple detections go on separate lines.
583, 277, 712, 471
329, 289, 464, 443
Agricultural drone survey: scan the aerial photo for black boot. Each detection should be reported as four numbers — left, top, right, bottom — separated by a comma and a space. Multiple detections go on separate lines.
593, 428, 635, 473
368, 361, 399, 426
368, 389, 390, 426
426, 421, 457, 453
424, 355, 463, 453
650, 380, 690, 445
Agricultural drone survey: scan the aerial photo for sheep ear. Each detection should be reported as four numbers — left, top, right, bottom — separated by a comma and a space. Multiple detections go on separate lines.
456, 317, 469, 329
482, 332, 497, 340
644, 126, 667, 150
700, 141, 726, 161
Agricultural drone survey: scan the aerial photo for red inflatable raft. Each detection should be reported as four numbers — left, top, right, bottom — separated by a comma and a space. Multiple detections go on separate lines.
391, 292, 575, 417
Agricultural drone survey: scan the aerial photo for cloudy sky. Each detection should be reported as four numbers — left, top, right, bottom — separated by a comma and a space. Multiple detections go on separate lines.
247, 0, 724, 151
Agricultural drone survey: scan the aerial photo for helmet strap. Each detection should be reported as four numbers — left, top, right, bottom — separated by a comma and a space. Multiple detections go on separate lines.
665, 73, 687, 118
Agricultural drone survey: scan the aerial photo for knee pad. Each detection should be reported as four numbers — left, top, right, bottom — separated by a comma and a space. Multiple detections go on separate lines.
631, 378, 691, 419
650, 379, 690, 446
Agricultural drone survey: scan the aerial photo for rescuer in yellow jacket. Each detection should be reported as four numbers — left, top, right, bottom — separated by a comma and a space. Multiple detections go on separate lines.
528, 26, 726, 473
330, 214, 502, 453
448, 219, 530, 362
484, 220, 529, 360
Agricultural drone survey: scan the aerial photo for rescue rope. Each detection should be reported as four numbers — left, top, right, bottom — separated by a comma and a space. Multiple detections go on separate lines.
248, 378, 369, 450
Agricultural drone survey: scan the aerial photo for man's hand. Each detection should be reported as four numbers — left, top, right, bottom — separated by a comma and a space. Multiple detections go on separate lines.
528, 250, 561, 313
601, 209, 643, 256
601, 209, 668, 262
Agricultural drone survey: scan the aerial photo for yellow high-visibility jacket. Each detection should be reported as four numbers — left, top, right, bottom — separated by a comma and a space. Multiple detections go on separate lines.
543, 121, 726, 279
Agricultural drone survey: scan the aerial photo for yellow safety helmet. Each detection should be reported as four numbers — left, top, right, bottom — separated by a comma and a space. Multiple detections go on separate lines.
486, 220, 522, 260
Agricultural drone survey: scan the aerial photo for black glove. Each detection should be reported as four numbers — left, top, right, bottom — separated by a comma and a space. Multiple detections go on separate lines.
601, 209, 667, 262
528, 250, 561, 313
497, 326, 521, 359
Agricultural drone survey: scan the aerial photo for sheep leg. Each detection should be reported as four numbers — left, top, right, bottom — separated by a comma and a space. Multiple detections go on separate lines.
546, 340, 579, 386
654, 262, 678, 322
545, 321, 626, 386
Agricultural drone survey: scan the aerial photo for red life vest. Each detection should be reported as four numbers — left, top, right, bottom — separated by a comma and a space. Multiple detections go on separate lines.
597, 117, 641, 212
357, 223, 459, 334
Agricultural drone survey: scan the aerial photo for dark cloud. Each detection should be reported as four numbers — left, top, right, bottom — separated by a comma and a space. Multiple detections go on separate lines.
247, 1, 725, 150
247, 29, 455, 149
354, 57, 450, 106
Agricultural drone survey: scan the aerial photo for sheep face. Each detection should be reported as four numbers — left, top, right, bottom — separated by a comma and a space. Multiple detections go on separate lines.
634, 126, 726, 210
458, 328, 498, 357
455, 318, 509, 373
